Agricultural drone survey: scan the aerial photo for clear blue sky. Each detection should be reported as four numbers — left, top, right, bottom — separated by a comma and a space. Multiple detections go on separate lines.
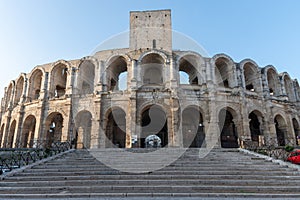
0, 0, 300, 98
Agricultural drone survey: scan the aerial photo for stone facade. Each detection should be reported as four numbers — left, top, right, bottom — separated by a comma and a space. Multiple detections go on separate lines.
1, 9, 300, 149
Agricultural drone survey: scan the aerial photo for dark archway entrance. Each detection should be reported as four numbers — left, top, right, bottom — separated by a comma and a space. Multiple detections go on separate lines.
275, 115, 286, 146
249, 111, 263, 143
141, 105, 168, 148
219, 108, 238, 148
105, 108, 126, 148
22, 115, 36, 148
45, 112, 63, 148
8, 120, 17, 148
182, 107, 205, 148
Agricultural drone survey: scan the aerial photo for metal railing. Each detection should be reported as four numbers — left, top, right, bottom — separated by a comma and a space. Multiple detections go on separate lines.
0, 141, 71, 174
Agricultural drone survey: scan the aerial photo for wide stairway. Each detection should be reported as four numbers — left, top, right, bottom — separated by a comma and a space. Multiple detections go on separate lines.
1, 148, 300, 198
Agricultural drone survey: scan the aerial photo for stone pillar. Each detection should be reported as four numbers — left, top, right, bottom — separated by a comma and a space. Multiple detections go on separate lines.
170, 97, 180, 147
90, 99, 101, 149
268, 122, 278, 146
206, 98, 220, 148
241, 104, 251, 141
14, 110, 25, 148
21, 78, 28, 103
40, 72, 49, 100
285, 114, 296, 145
130, 60, 137, 90
3, 115, 11, 148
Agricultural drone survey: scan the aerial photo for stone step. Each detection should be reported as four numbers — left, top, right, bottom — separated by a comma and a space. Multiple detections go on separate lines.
11, 170, 299, 177
1, 185, 300, 194
1, 148, 299, 198
5, 173, 300, 182
24, 165, 297, 173
1, 192, 300, 199
1, 179, 300, 187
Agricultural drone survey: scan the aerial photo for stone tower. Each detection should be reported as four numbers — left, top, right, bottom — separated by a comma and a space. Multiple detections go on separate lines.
129, 9, 172, 52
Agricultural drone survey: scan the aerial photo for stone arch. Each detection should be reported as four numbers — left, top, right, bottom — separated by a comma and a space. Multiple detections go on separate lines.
49, 61, 70, 98
218, 107, 239, 148
7, 120, 17, 148
240, 60, 262, 92
274, 114, 287, 146
105, 107, 126, 148
27, 68, 44, 102
75, 110, 92, 149
213, 54, 236, 88
248, 110, 264, 143
178, 53, 203, 85
282, 73, 296, 102
140, 104, 168, 148
265, 66, 280, 96
292, 118, 300, 145
181, 105, 205, 148
138, 50, 168, 64
14, 74, 25, 106
77, 59, 96, 95
45, 112, 64, 147
0, 124, 5, 147
22, 115, 36, 148
106, 56, 128, 91
4, 81, 15, 110
140, 52, 165, 85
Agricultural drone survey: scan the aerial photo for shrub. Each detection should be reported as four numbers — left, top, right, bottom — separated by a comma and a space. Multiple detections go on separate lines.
285, 145, 294, 152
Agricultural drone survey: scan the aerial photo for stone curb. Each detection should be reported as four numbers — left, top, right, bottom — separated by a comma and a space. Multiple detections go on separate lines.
0, 149, 75, 180
238, 148, 300, 172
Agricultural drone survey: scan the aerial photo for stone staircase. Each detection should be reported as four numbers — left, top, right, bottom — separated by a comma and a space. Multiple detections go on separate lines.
1, 148, 300, 198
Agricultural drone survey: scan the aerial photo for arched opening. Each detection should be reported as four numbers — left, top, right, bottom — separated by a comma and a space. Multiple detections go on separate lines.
7, 120, 16, 148
14, 76, 24, 105
182, 106, 205, 148
267, 68, 279, 96
22, 115, 36, 148
28, 69, 43, 102
50, 64, 67, 98
219, 108, 238, 148
215, 58, 233, 88
249, 111, 263, 143
274, 115, 287, 146
141, 53, 164, 85
284, 75, 296, 102
292, 118, 300, 145
105, 108, 126, 148
0, 124, 5, 148
107, 56, 128, 91
45, 112, 63, 147
77, 61, 95, 95
179, 55, 200, 85
5, 83, 13, 110
243, 63, 260, 92
75, 111, 92, 149
141, 105, 168, 148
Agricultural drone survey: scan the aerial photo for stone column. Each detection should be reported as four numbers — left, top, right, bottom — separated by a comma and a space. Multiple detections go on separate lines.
206, 97, 220, 148
285, 113, 296, 145
130, 60, 137, 90
39, 72, 49, 100
91, 99, 101, 148
170, 97, 180, 147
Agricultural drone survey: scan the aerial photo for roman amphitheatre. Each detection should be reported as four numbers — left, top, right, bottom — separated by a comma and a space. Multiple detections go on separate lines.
1, 9, 299, 150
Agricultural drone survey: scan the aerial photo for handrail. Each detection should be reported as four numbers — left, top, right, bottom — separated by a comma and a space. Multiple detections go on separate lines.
0, 141, 71, 175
